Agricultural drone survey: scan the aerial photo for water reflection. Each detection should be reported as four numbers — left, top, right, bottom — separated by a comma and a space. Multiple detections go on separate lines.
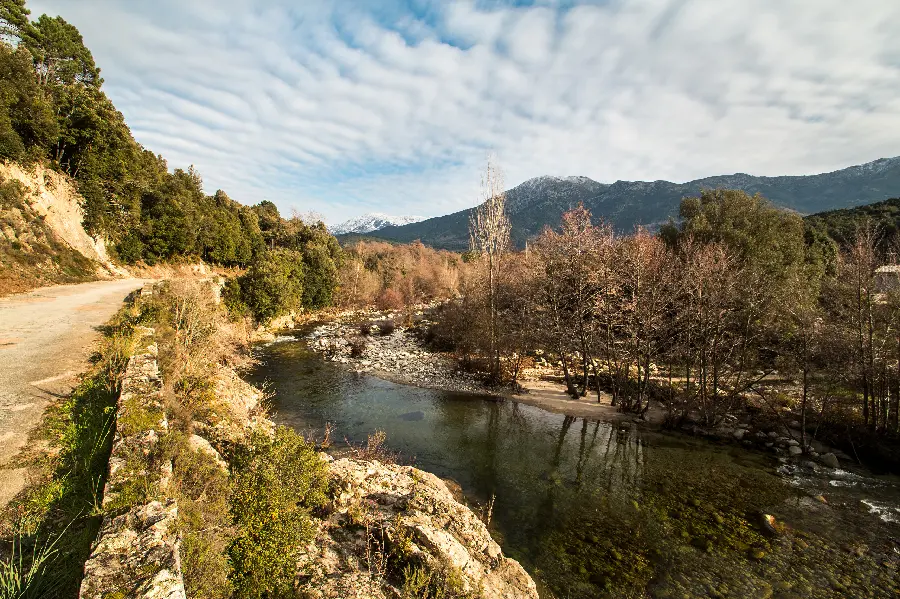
247, 338, 900, 599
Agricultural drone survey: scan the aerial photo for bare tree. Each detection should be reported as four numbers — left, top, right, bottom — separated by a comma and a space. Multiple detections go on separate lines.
469, 156, 511, 380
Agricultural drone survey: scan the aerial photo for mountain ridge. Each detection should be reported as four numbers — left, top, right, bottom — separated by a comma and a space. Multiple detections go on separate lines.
330, 212, 424, 235
354, 157, 900, 250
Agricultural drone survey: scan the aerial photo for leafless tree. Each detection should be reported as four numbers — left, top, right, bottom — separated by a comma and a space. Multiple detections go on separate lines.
469, 156, 511, 380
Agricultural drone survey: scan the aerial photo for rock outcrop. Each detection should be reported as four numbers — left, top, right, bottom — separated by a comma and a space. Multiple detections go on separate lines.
79, 333, 188, 599
0, 162, 126, 277
80, 501, 186, 599
297, 456, 539, 599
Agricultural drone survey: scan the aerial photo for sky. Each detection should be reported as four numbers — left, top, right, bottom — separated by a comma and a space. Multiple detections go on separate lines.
28, 0, 900, 225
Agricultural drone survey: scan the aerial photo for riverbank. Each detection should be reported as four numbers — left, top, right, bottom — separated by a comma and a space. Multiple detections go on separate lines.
306, 308, 486, 394
300, 306, 861, 473
0, 281, 539, 598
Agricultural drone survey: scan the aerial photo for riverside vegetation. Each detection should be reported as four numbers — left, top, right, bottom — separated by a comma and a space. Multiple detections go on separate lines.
418, 160, 900, 471
1, 280, 536, 598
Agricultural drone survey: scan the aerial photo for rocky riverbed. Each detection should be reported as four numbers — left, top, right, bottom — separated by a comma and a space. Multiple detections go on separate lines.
307, 314, 487, 394
682, 412, 852, 471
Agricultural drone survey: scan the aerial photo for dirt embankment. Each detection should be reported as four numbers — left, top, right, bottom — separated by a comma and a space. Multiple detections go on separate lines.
0, 162, 128, 296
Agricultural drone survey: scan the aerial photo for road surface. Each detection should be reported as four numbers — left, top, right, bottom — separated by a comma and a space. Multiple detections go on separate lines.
0, 279, 147, 507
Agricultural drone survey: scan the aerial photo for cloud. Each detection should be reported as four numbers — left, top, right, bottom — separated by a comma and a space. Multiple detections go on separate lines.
27, 0, 900, 224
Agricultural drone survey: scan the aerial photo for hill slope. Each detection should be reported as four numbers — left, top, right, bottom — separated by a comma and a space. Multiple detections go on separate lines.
0, 163, 125, 295
805, 196, 900, 250
365, 157, 900, 250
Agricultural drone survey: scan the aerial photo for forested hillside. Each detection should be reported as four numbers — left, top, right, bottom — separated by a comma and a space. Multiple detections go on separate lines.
805, 197, 900, 251
0, 0, 343, 313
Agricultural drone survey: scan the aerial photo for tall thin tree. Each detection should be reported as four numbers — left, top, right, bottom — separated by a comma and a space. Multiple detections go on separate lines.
469, 156, 511, 380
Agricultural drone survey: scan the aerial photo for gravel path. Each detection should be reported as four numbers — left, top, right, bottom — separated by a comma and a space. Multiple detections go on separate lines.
0, 279, 147, 508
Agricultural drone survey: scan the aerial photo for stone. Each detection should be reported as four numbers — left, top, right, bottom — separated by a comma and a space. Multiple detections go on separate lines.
187, 434, 227, 471
296, 457, 539, 599
80, 500, 186, 599
820, 453, 840, 469
787, 439, 800, 447
733, 429, 747, 440
788, 445, 803, 456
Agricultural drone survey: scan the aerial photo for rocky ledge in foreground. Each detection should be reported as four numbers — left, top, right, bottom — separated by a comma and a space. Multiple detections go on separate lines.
297, 456, 539, 599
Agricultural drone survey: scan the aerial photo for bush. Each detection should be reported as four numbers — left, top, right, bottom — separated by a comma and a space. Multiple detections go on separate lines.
348, 336, 367, 357
380, 320, 396, 336
359, 321, 373, 336
227, 427, 328, 599
377, 288, 404, 311
0, 178, 27, 209
222, 277, 249, 319
237, 249, 304, 324
301, 244, 337, 309
172, 446, 233, 599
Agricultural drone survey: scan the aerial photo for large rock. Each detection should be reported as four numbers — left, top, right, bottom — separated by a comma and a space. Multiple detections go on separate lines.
820, 453, 840, 469
296, 457, 539, 599
79, 500, 186, 599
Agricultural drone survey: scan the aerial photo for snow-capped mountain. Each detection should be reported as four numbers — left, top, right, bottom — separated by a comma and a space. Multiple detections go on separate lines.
364, 156, 900, 250
330, 213, 424, 235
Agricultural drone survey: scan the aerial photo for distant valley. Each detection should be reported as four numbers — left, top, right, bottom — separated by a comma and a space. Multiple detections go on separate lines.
342, 157, 900, 250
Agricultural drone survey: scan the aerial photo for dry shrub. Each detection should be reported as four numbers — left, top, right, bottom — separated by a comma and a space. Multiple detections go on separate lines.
348, 336, 367, 358
348, 430, 398, 463
379, 320, 396, 336
146, 280, 253, 431
336, 240, 470, 308
376, 288, 404, 311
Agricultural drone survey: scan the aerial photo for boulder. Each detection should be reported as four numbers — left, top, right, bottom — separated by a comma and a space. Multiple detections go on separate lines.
820, 453, 840, 469
788, 445, 803, 456
296, 457, 539, 599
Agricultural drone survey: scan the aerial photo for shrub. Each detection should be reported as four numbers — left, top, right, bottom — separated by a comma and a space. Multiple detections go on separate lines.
348, 336, 367, 358
377, 288, 404, 311
359, 321, 373, 336
380, 320, 396, 336
173, 446, 233, 599
237, 249, 305, 324
301, 244, 337, 309
221, 277, 249, 320
0, 178, 27, 209
227, 427, 328, 599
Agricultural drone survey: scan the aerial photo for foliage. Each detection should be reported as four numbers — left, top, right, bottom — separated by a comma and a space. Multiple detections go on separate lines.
804, 196, 900, 252
0, 300, 141, 597
336, 239, 464, 309
227, 427, 328, 599
237, 249, 305, 324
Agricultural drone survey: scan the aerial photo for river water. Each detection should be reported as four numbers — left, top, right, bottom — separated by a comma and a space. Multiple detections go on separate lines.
246, 336, 900, 599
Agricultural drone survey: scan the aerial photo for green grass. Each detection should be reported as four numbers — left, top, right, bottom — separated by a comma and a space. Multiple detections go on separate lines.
0, 302, 143, 598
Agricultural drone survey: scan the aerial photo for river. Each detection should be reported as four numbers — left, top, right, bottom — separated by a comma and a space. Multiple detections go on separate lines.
245, 335, 900, 599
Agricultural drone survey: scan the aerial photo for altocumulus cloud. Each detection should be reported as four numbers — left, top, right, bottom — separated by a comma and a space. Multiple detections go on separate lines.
27, 0, 900, 223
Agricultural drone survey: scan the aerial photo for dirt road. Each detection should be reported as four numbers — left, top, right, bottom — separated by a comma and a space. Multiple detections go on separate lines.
0, 279, 147, 507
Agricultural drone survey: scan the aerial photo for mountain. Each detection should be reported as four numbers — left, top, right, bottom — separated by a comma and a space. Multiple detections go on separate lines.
330, 212, 424, 235
364, 157, 900, 250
